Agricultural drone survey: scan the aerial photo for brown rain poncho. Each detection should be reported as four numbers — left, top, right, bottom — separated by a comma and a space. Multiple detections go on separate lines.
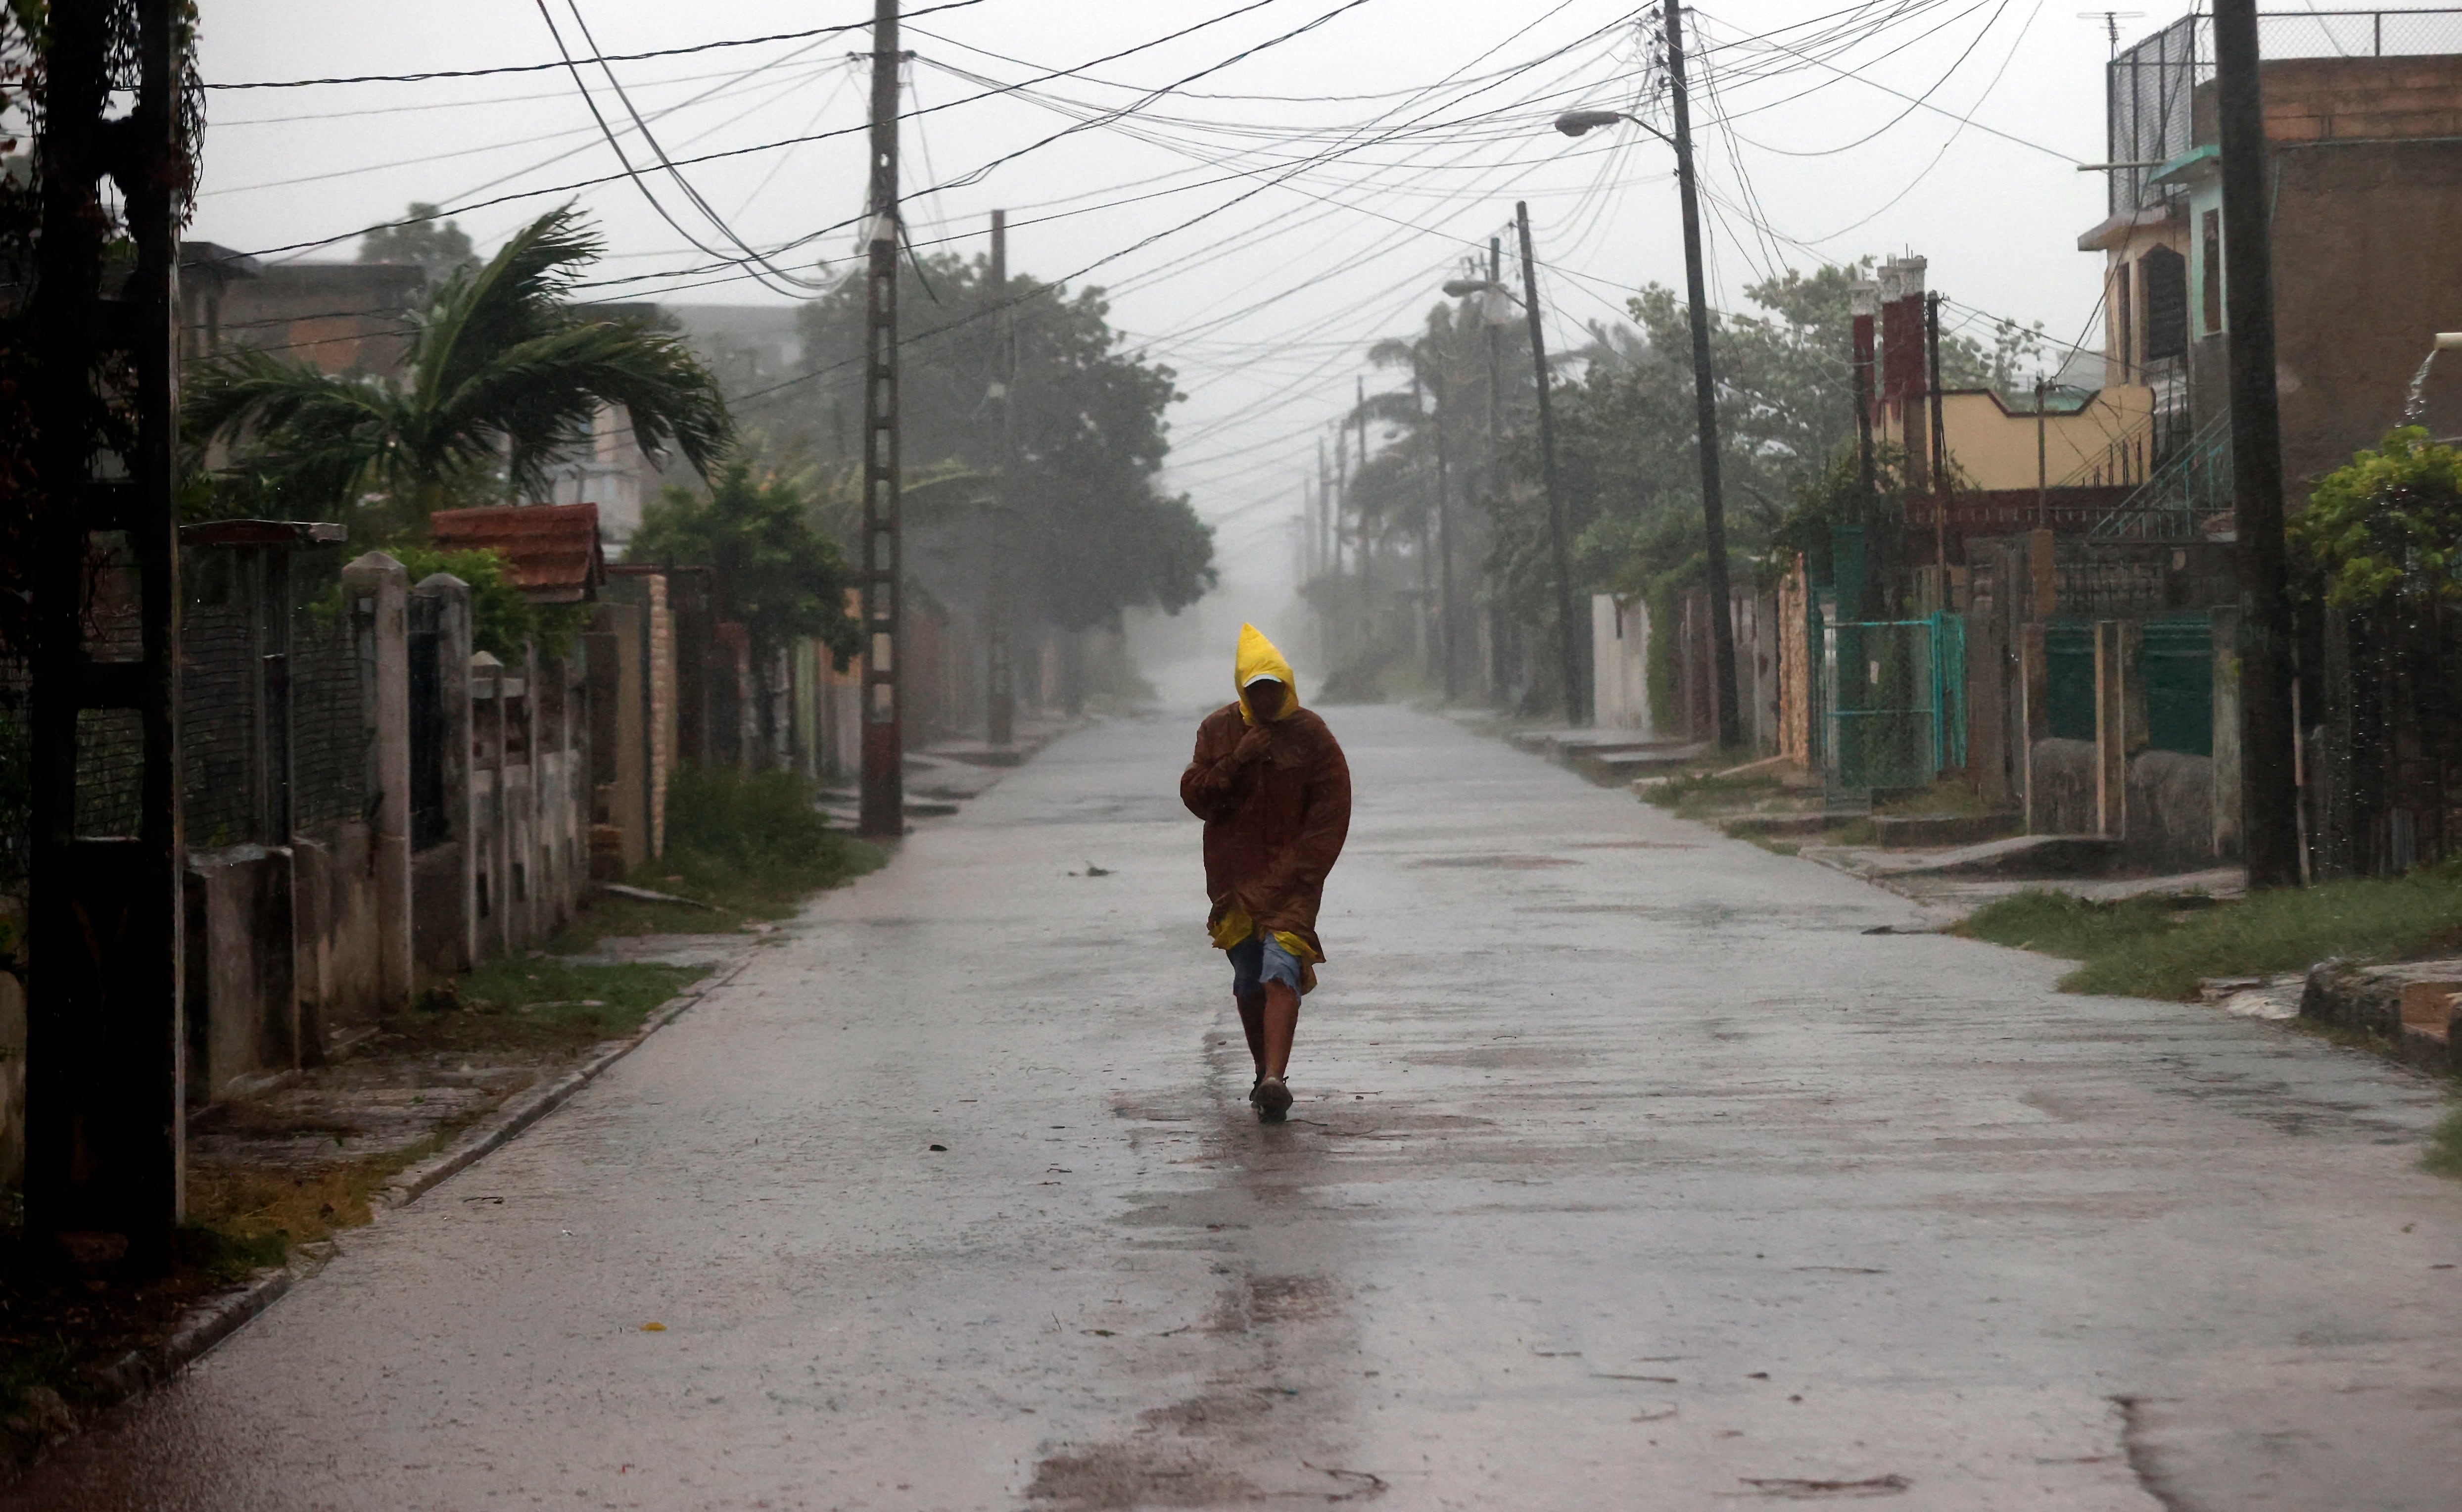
1178, 624, 1352, 968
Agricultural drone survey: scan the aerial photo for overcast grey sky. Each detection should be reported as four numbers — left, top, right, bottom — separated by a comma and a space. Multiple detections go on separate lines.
193, 0, 2133, 577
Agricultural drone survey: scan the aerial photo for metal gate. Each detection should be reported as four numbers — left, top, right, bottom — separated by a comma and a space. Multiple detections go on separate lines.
1820, 611, 1965, 797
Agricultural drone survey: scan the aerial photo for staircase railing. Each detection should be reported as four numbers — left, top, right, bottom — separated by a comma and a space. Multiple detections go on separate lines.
2087, 408, 2232, 539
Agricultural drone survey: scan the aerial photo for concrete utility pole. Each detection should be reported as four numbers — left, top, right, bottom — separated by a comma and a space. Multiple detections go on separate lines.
1663, 0, 1741, 749
2213, 0, 2301, 888
1515, 200, 1584, 726
1852, 280, 1879, 521
27, 0, 187, 1265
1355, 376, 1373, 595
1431, 354, 1458, 700
1323, 438, 1339, 577
986, 209, 1014, 748
857, 0, 904, 838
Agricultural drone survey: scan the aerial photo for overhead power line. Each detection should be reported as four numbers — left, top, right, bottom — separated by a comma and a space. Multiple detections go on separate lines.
203, 0, 991, 89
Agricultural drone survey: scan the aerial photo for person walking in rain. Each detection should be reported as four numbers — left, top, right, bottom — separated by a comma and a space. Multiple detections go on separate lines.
1180, 624, 1352, 1122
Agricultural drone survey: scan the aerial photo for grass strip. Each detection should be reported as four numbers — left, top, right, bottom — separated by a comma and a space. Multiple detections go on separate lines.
2426, 1107, 2462, 1180
1960, 866, 2462, 1002
1639, 768, 1783, 816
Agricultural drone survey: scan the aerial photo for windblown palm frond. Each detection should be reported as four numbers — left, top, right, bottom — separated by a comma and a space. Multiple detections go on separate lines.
186, 347, 411, 514
188, 205, 731, 525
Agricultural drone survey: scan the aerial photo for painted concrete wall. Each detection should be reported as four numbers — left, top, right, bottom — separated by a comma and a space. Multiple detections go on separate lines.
1590, 595, 1651, 735
1939, 386, 2158, 493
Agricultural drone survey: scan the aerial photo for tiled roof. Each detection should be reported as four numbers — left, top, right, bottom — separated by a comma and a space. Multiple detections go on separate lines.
428, 502, 605, 604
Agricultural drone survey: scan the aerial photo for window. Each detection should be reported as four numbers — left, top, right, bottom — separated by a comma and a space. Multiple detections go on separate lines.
2114, 262, 2134, 378
2201, 210, 2224, 334
2143, 246, 2187, 362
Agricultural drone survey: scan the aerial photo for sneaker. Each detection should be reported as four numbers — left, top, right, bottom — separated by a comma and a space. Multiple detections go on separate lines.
1254, 1075, 1292, 1122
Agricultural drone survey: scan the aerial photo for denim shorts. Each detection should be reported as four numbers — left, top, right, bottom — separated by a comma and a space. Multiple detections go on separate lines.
1228, 932, 1305, 998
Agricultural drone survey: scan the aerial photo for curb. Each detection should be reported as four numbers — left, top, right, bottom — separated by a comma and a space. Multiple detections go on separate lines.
6, 948, 761, 1483
379, 949, 756, 1210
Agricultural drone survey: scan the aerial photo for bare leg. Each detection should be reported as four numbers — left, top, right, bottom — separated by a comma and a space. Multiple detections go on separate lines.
1234, 991, 1267, 1077
1260, 981, 1300, 1081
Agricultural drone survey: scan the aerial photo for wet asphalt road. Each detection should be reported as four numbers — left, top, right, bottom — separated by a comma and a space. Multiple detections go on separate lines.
13, 706, 2462, 1511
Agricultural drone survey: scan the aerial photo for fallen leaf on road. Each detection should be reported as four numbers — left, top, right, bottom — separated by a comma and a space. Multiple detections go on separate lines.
640, 1323, 666, 1332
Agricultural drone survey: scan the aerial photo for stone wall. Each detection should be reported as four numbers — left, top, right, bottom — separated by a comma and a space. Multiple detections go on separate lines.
2029, 738, 2100, 835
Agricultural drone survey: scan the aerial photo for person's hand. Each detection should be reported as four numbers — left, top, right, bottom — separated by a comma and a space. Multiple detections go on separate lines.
1231, 723, 1273, 766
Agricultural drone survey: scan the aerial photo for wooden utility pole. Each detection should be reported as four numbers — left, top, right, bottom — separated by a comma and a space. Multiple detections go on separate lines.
1487, 235, 1508, 706
986, 209, 1014, 748
857, 0, 904, 837
1927, 290, 1948, 592
2214, 0, 2301, 888
2036, 377, 2050, 527
26, 0, 188, 1265
1663, 0, 1740, 748
1411, 369, 1435, 682
1516, 200, 1584, 725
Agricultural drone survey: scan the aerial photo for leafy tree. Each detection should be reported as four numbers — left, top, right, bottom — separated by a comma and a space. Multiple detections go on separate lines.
358, 202, 478, 290
1480, 258, 2039, 623
188, 207, 731, 531
2292, 427, 2462, 607
627, 460, 862, 670
787, 251, 1213, 630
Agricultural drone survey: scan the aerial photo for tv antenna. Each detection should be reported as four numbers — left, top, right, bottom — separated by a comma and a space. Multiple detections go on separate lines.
2077, 10, 2146, 56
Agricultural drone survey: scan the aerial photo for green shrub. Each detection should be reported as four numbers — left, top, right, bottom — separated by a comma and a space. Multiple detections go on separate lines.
660, 765, 882, 908
384, 544, 588, 661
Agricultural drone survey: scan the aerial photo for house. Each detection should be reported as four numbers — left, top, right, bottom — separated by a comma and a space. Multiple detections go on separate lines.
209, 258, 428, 378
2087, 13, 2462, 502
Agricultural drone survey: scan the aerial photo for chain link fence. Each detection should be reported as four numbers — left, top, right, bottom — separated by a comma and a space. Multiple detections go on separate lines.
2109, 8, 2462, 219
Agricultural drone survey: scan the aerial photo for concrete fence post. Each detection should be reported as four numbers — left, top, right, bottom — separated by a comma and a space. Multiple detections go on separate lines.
518, 637, 541, 947
412, 574, 474, 982
2019, 621, 2047, 833
1967, 599, 2010, 806
2210, 606, 2243, 860
2094, 619, 2128, 840
341, 553, 413, 1009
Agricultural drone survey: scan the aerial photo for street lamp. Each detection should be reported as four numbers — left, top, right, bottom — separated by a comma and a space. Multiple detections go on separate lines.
1554, 108, 1669, 145
1551, 0, 1742, 750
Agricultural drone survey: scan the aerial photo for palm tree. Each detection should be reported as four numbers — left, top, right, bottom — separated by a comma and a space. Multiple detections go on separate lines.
189, 207, 731, 527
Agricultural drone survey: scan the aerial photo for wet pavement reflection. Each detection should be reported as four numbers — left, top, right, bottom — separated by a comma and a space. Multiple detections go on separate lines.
11, 707, 2462, 1510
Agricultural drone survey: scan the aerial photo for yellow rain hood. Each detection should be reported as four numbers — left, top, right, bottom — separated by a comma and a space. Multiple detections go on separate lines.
1234, 623, 1298, 725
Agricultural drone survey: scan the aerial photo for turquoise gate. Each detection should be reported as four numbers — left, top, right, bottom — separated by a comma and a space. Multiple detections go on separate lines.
1819, 611, 1966, 798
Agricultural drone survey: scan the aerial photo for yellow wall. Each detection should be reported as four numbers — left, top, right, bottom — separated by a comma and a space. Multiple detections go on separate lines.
1937, 385, 2155, 493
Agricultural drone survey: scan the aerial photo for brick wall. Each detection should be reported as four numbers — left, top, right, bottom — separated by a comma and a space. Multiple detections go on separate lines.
2263, 57, 2462, 143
